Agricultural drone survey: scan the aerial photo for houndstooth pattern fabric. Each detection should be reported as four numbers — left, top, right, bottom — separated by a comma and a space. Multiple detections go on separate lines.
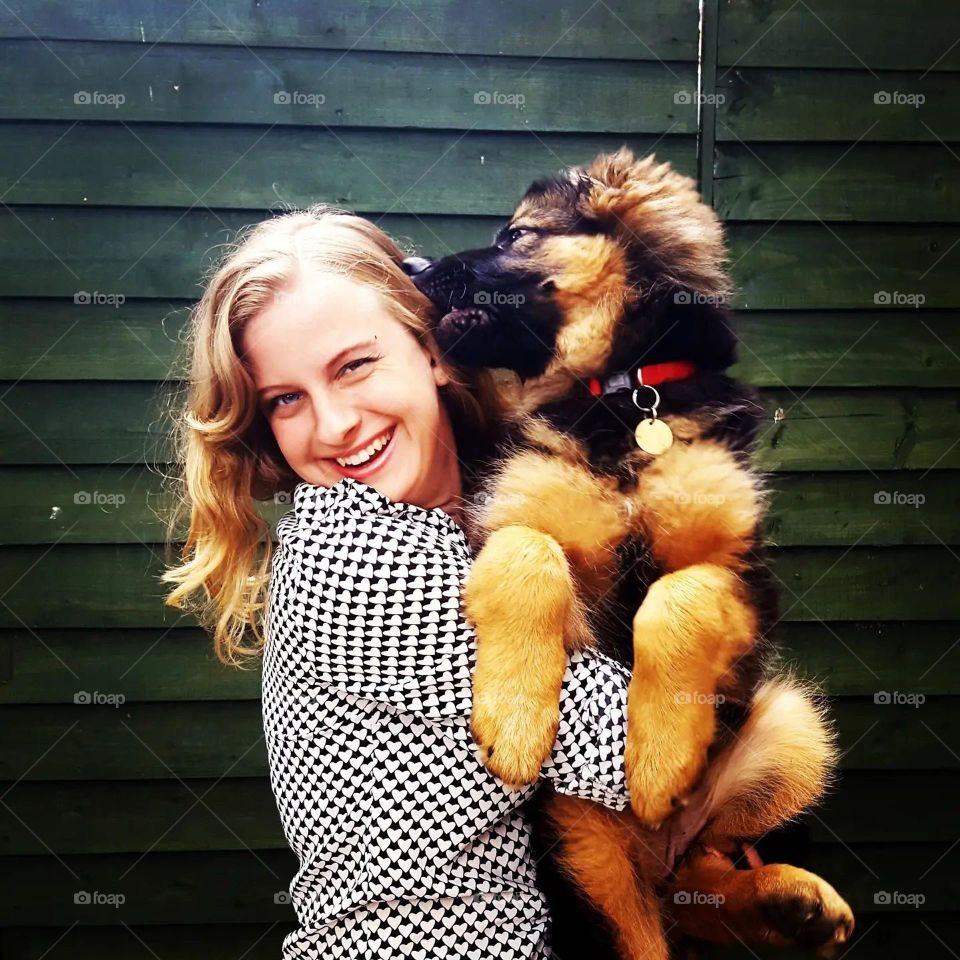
262, 476, 632, 959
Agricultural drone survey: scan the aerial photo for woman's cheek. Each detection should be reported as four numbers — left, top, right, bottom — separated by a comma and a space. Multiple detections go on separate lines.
271, 413, 306, 465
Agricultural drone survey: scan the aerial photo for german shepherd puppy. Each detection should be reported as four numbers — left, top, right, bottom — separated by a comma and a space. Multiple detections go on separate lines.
404, 148, 854, 959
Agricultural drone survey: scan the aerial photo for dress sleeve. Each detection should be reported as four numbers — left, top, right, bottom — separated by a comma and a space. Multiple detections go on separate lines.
537, 649, 632, 811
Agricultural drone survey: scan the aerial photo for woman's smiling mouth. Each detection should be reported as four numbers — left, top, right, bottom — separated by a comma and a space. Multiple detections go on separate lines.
329, 425, 397, 478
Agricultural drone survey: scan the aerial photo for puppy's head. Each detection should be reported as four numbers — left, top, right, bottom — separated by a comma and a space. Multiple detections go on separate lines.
405, 147, 735, 383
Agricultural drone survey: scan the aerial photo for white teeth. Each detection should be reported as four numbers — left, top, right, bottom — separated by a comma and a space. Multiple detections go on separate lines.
336, 429, 393, 467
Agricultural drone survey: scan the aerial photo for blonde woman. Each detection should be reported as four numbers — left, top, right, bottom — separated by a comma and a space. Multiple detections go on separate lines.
162, 205, 640, 959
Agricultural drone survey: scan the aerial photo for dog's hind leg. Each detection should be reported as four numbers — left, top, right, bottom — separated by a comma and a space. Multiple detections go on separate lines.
549, 794, 670, 960
668, 851, 854, 951
666, 677, 853, 951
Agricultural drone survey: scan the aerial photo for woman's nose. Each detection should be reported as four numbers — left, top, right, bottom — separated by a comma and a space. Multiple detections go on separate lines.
310, 393, 360, 447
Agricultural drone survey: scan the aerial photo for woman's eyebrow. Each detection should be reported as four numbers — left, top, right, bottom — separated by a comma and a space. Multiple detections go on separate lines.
325, 337, 379, 372
256, 338, 379, 396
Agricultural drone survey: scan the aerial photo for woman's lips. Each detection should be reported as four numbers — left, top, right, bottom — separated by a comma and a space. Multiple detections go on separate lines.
329, 426, 397, 479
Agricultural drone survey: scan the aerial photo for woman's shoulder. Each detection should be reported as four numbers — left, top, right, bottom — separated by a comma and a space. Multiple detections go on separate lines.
275, 478, 471, 558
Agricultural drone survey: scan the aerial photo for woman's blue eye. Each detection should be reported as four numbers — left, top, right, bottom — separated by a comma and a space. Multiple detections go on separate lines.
339, 354, 381, 377
266, 355, 382, 412
269, 392, 300, 411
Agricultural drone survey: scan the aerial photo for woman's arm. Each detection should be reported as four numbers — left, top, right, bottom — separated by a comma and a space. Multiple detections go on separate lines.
537, 649, 631, 811
269, 483, 632, 811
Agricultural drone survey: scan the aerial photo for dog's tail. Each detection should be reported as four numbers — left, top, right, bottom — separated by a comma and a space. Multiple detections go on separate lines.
700, 675, 839, 844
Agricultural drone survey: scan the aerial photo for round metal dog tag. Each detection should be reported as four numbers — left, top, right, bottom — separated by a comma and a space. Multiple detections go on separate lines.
634, 417, 674, 454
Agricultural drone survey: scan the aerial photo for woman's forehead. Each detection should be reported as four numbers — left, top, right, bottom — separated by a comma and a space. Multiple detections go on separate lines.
240, 274, 405, 373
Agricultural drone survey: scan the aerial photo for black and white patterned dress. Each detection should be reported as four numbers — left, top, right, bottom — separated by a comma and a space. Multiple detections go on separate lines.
262, 476, 633, 959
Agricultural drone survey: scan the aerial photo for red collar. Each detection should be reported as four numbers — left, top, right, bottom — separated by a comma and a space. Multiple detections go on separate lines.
588, 360, 697, 398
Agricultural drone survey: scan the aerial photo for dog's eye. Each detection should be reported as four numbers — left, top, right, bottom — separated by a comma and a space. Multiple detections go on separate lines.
499, 227, 532, 249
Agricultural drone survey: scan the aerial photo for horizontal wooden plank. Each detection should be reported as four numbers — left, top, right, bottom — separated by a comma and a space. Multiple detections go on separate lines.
766, 473, 960, 546
0, 208, 498, 298
715, 143, 960, 222
0, 777, 284, 855
6, 302, 959, 387
0, 924, 292, 960
807, 612, 935, 691
2, 769, 955, 855
0, 300, 191, 381
728, 224, 960, 311
802, 843, 960, 913
1, 542, 959, 626
0, 849, 297, 925
3, 384, 959, 471
764, 621, 960, 697
4, 619, 958, 704
717, 68, 960, 142
809, 771, 960, 844
0, 697, 955, 780
718, 0, 960, 71
0, 629, 260, 703
707, 915, 960, 960
3, 466, 959, 547
0, 465, 960, 547
5, 917, 958, 960
0, 40, 697, 132
4, 210, 960, 309
770, 547, 960, 621
0, 701, 267, 780
0, 123, 695, 212
0, 0, 699, 60
753, 389, 960, 471
730, 312, 960, 387
0, 844, 954, 924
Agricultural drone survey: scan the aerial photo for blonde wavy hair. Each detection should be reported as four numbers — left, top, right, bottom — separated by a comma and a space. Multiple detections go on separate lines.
160, 204, 506, 668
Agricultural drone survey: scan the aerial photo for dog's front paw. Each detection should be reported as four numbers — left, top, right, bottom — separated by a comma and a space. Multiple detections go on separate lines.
471, 692, 560, 788
626, 738, 708, 831
625, 690, 714, 829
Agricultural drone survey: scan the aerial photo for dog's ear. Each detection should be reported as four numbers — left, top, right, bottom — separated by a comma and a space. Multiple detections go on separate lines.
583, 145, 644, 189
579, 149, 733, 302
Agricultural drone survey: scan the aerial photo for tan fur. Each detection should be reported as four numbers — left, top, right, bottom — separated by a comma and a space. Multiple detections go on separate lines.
520, 416, 588, 462
584, 150, 733, 300
545, 236, 632, 375
669, 854, 854, 948
632, 439, 765, 572
665, 682, 853, 948
466, 525, 573, 786
544, 679, 849, 960
468, 430, 764, 826
549, 795, 669, 960
626, 565, 758, 828
480, 449, 626, 594
700, 677, 839, 844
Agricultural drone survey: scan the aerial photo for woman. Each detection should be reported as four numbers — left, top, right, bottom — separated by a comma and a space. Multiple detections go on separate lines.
162, 204, 640, 958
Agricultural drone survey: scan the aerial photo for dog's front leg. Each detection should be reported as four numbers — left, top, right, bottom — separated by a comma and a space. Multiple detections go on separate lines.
625, 563, 756, 829
466, 524, 576, 786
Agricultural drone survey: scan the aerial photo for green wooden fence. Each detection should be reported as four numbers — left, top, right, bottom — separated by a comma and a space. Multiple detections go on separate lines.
0, 1, 957, 956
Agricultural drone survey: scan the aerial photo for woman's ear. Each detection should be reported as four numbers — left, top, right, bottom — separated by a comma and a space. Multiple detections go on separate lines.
430, 353, 451, 388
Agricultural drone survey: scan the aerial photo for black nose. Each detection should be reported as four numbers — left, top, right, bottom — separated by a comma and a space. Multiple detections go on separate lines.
402, 256, 433, 276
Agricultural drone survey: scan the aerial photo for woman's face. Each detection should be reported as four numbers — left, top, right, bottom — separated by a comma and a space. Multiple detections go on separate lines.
240, 271, 461, 510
